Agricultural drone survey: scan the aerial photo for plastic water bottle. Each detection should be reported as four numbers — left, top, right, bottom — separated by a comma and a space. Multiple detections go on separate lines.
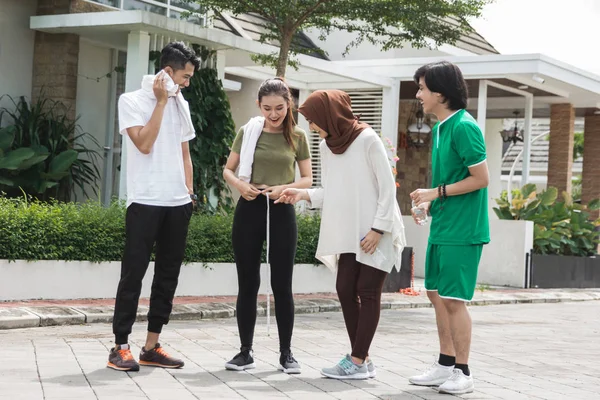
360, 236, 387, 269
411, 201, 428, 226
371, 247, 387, 269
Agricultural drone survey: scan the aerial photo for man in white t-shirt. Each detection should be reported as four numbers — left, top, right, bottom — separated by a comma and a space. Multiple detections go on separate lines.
107, 42, 199, 372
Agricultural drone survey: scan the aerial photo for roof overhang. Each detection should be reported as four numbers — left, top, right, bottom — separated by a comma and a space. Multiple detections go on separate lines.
338, 54, 600, 117
30, 10, 392, 90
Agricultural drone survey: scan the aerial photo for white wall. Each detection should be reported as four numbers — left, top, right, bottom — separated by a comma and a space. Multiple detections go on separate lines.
0, 262, 335, 301
226, 75, 261, 131
485, 119, 504, 211
75, 39, 113, 201
405, 216, 534, 288
0, 0, 37, 123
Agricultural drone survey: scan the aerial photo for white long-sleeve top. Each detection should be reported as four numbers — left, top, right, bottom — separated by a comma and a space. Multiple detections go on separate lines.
307, 128, 406, 273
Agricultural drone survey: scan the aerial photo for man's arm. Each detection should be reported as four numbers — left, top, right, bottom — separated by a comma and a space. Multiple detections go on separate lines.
446, 161, 489, 196
126, 74, 168, 154
182, 141, 194, 194
410, 162, 489, 205
411, 122, 488, 206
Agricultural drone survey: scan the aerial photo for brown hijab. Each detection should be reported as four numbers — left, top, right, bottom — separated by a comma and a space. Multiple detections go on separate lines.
298, 90, 370, 154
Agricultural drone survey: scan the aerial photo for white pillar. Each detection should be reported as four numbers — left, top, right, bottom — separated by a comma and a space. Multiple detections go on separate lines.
521, 96, 534, 187
297, 89, 311, 134
381, 79, 400, 145
102, 48, 119, 207
477, 80, 488, 136
485, 119, 504, 214
216, 50, 226, 82
119, 31, 150, 199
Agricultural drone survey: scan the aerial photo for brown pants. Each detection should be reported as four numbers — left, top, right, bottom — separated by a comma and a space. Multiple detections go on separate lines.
337, 253, 388, 360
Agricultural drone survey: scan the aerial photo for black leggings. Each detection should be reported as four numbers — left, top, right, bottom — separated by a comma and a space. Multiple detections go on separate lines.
232, 196, 297, 353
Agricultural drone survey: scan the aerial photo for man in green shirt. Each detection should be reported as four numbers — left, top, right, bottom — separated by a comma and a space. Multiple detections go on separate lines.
408, 61, 490, 395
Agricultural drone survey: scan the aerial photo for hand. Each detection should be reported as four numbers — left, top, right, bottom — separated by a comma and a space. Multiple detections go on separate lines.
261, 185, 286, 200
153, 71, 168, 105
411, 201, 430, 225
275, 188, 308, 204
360, 230, 382, 255
410, 188, 438, 206
236, 180, 261, 201
188, 190, 197, 206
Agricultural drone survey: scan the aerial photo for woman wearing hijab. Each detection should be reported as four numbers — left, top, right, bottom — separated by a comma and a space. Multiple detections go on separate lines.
276, 90, 406, 380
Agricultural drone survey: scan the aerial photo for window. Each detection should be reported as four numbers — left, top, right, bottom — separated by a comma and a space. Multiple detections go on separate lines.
86, 0, 206, 25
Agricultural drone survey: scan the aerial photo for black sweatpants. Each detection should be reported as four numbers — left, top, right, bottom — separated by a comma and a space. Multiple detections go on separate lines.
113, 202, 193, 345
232, 196, 297, 353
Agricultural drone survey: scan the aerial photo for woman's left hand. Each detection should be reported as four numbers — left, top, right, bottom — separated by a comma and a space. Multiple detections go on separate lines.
410, 188, 438, 206
262, 185, 286, 200
361, 230, 382, 255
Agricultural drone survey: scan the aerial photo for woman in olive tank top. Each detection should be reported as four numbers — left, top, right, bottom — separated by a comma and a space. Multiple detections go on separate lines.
222, 78, 312, 374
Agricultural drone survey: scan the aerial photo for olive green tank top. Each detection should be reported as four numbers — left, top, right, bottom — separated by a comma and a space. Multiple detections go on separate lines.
231, 125, 311, 186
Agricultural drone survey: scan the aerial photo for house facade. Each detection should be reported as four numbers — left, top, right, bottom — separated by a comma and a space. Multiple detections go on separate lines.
2, 0, 600, 218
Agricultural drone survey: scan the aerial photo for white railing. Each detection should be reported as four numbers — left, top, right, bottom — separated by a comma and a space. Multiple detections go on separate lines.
84, 0, 207, 26
507, 131, 549, 203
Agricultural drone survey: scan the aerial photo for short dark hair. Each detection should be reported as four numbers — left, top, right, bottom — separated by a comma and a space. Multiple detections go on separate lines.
160, 41, 200, 71
413, 61, 468, 111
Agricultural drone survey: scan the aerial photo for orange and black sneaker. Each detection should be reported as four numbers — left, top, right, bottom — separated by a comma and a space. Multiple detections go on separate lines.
139, 343, 184, 369
107, 344, 140, 371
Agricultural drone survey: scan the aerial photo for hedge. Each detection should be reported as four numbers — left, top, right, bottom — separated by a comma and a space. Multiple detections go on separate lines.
0, 197, 321, 264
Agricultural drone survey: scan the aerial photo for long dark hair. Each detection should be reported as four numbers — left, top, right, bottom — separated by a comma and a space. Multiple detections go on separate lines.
257, 77, 297, 150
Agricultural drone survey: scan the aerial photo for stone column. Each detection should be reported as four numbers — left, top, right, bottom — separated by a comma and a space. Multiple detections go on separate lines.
547, 103, 575, 194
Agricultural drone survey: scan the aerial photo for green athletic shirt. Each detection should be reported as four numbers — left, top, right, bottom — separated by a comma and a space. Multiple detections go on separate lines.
429, 109, 490, 245
231, 125, 310, 186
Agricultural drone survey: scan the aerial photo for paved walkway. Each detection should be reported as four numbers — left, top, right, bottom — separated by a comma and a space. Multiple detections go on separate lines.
2, 282, 600, 330
1, 301, 599, 400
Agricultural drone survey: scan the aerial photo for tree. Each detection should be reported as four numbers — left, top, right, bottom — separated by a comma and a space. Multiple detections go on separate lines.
185, 0, 490, 77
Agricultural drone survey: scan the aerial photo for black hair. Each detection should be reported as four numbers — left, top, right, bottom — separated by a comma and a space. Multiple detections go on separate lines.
257, 77, 297, 150
159, 41, 200, 71
413, 61, 468, 111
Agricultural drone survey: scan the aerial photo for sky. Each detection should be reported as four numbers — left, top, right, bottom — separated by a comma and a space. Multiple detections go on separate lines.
469, 0, 600, 76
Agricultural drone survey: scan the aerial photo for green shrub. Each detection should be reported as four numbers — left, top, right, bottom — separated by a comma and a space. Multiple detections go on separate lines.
0, 96, 102, 201
493, 184, 600, 257
0, 197, 321, 264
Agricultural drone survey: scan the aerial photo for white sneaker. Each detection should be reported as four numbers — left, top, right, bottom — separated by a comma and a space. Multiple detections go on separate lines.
408, 361, 454, 386
438, 369, 474, 394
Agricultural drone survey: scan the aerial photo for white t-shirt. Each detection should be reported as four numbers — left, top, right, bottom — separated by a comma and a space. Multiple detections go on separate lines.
118, 90, 195, 207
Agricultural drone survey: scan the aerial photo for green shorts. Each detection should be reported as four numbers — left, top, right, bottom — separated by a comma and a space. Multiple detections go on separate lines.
425, 243, 483, 301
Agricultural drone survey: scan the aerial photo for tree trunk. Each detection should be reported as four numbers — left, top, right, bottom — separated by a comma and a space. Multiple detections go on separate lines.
276, 31, 294, 77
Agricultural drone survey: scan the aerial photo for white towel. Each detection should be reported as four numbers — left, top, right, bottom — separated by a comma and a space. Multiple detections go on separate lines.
238, 116, 265, 183
140, 70, 195, 137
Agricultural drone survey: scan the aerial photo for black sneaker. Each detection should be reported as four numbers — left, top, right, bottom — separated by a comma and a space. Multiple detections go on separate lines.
278, 351, 301, 374
139, 343, 184, 369
107, 344, 140, 371
225, 348, 255, 371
